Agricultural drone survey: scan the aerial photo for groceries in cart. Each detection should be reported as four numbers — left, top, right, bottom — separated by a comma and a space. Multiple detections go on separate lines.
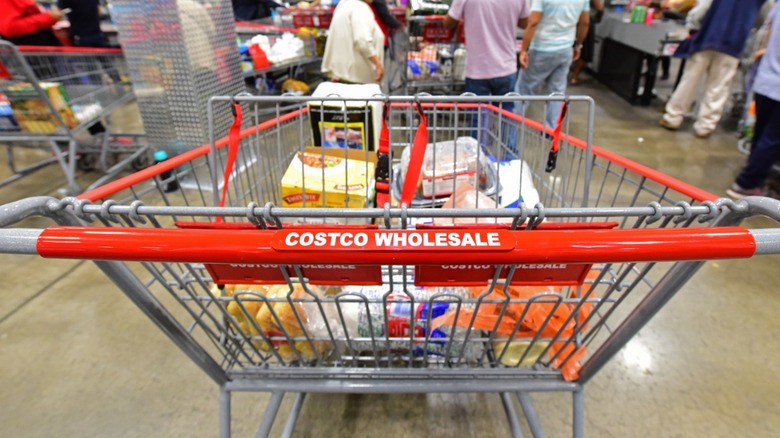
431, 284, 592, 381
308, 82, 383, 151
336, 285, 476, 360
281, 147, 376, 208
219, 283, 335, 362
239, 32, 308, 73
0, 93, 20, 132
3, 82, 78, 133
396, 136, 498, 206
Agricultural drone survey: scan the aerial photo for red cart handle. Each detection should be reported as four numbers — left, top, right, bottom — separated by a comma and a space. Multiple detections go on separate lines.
15, 45, 123, 54
34, 226, 757, 265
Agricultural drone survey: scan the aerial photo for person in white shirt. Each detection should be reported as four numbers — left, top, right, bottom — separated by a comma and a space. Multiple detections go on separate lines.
321, 0, 384, 84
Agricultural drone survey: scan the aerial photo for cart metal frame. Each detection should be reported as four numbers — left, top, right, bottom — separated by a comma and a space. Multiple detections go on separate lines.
0, 41, 148, 194
1, 95, 779, 438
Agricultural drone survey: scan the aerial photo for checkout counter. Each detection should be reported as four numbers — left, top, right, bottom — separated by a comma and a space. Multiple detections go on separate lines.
592, 12, 688, 105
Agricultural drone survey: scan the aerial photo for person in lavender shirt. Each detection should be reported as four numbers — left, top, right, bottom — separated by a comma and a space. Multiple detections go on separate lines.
444, 0, 530, 113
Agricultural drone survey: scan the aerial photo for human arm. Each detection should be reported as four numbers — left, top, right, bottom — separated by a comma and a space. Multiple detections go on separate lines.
519, 11, 541, 68
0, 6, 61, 38
444, 0, 463, 29
685, 0, 712, 31
573, 10, 590, 61
591, 0, 604, 22
372, 0, 402, 29
353, 7, 383, 80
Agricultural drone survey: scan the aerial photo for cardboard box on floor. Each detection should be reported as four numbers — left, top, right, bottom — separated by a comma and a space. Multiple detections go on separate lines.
281, 147, 377, 208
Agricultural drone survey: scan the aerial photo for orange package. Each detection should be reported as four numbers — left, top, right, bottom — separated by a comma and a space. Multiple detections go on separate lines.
431, 283, 593, 381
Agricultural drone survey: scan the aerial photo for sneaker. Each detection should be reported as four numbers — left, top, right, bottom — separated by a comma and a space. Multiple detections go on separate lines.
726, 183, 768, 199
694, 129, 713, 139
659, 118, 679, 131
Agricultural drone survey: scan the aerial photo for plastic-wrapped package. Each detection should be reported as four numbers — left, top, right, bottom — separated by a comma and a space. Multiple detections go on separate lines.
219, 283, 337, 362
400, 136, 490, 199
434, 182, 509, 225
333, 286, 480, 360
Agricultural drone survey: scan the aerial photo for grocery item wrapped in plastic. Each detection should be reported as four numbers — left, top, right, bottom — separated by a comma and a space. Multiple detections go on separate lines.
431, 284, 593, 381
434, 182, 510, 225
333, 286, 479, 360
218, 283, 337, 363
400, 136, 490, 199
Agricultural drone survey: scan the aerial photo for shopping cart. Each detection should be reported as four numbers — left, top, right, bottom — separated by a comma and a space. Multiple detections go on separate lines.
235, 22, 320, 95
1, 95, 779, 438
395, 16, 466, 95
0, 42, 148, 194
279, 7, 335, 29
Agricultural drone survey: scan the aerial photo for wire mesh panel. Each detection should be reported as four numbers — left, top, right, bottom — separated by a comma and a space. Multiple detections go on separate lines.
0, 42, 132, 136
0, 42, 146, 194
109, 0, 246, 157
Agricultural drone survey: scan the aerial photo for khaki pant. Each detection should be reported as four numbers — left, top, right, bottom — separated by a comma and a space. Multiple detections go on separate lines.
662, 50, 739, 135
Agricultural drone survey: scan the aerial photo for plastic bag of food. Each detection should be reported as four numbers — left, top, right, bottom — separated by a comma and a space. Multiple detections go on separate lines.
431, 283, 592, 381
334, 286, 479, 360
433, 182, 510, 225
400, 136, 490, 199
218, 283, 336, 363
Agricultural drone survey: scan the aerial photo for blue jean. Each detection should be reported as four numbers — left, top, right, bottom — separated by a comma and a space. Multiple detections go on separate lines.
515, 49, 573, 128
465, 71, 518, 112
465, 72, 519, 159
735, 93, 780, 189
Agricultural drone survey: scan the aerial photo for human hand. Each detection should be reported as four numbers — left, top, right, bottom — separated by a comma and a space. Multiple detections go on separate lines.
375, 62, 384, 82
49, 9, 65, 22
573, 46, 582, 62
755, 49, 767, 61
519, 51, 529, 69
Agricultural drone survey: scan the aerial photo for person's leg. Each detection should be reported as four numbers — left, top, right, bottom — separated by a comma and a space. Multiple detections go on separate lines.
693, 51, 740, 137
489, 72, 519, 159
465, 77, 492, 144
489, 71, 518, 112
465, 77, 492, 96
733, 93, 780, 191
515, 51, 550, 117
660, 56, 671, 80
661, 51, 712, 128
543, 49, 574, 129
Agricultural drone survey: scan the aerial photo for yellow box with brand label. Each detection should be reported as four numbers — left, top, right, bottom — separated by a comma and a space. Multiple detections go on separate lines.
281, 147, 376, 208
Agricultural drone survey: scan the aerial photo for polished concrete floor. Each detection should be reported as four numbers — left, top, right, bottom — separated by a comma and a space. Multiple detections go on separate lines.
1, 75, 780, 438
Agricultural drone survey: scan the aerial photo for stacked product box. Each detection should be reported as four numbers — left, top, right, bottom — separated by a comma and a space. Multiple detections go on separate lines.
308, 82, 383, 152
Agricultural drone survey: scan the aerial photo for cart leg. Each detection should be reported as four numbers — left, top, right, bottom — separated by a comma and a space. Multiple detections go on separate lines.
500, 392, 524, 438
97, 118, 111, 172
220, 386, 231, 438
281, 393, 306, 438
573, 388, 584, 438
256, 392, 285, 438
517, 392, 546, 438
66, 139, 79, 194
5, 145, 16, 174
49, 140, 79, 195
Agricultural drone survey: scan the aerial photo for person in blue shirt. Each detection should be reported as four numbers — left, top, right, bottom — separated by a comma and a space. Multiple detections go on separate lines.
660, 0, 768, 138
728, 2, 780, 198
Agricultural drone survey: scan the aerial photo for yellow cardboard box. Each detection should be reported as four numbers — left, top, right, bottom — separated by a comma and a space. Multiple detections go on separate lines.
281, 147, 376, 208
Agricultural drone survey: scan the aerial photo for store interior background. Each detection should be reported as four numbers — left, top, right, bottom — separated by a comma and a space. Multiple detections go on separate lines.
2, 0, 780, 437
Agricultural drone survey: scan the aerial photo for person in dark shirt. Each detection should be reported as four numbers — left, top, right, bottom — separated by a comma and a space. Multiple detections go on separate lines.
58, 0, 105, 46
232, 0, 284, 20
